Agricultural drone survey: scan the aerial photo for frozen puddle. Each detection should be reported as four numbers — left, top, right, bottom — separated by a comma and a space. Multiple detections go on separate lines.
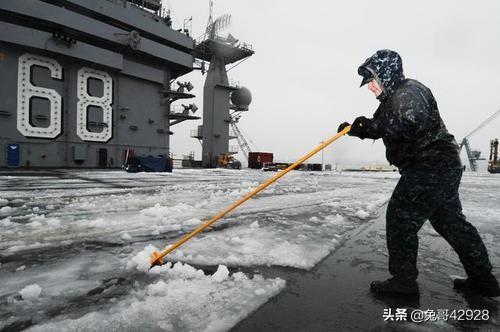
28, 262, 285, 332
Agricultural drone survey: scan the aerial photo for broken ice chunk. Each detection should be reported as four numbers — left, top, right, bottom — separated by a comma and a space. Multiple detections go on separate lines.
254, 288, 266, 296
212, 265, 230, 282
120, 233, 132, 240
355, 209, 370, 219
250, 221, 259, 228
19, 284, 42, 301
126, 244, 161, 272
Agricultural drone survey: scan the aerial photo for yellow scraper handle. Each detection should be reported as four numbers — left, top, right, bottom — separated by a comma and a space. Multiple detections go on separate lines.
150, 126, 351, 267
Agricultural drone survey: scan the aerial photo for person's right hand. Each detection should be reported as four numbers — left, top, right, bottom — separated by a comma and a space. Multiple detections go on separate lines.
337, 122, 350, 133
352, 116, 368, 130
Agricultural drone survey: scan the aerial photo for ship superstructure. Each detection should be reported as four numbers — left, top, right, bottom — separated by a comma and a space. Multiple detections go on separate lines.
191, 1, 254, 168
0, 0, 199, 168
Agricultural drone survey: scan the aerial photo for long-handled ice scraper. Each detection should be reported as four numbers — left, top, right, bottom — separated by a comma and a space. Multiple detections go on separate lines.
150, 126, 351, 267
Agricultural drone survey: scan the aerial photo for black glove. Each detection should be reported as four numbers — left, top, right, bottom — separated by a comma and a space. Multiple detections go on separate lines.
337, 122, 350, 133
349, 116, 369, 137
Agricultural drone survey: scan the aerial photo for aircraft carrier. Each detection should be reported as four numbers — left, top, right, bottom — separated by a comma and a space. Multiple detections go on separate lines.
0, 0, 255, 170
0, 0, 201, 169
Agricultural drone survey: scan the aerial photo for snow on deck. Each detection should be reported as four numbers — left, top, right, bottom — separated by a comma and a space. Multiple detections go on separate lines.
0, 169, 497, 330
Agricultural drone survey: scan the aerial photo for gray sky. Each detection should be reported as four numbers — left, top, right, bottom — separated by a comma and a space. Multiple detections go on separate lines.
165, 0, 500, 168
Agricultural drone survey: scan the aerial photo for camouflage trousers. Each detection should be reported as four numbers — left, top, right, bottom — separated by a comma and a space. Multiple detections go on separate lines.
386, 169, 492, 280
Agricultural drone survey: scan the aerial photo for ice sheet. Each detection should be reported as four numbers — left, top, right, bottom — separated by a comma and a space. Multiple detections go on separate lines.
28, 262, 285, 332
0, 170, 393, 269
4, 169, 497, 330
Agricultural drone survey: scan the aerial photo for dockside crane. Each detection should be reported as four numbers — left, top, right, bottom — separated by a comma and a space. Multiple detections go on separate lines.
459, 108, 500, 171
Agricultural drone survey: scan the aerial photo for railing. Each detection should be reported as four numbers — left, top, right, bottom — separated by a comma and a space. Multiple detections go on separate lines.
194, 33, 253, 52
169, 104, 187, 114
190, 129, 202, 138
229, 79, 240, 88
229, 145, 239, 153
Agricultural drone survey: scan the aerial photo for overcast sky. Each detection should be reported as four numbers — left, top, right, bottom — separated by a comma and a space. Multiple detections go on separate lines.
164, 0, 500, 169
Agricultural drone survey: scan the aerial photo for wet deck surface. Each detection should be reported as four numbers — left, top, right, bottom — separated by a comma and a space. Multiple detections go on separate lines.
1, 170, 499, 331
234, 208, 500, 332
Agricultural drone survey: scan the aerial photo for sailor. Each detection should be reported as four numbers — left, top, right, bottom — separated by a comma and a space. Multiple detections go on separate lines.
338, 49, 500, 297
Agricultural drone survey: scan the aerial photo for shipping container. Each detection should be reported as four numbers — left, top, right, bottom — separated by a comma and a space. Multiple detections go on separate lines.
248, 152, 273, 169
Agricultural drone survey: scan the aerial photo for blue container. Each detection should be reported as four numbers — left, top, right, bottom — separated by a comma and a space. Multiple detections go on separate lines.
7, 144, 20, 167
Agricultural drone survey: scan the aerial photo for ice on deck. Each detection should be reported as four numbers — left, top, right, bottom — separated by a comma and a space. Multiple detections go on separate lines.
0, 169, 394, 330
2, 169, 497, 330
29, 262, 285, 332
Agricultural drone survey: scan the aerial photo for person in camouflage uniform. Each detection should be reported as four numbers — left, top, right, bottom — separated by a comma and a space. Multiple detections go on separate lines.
338, 49, 500, 297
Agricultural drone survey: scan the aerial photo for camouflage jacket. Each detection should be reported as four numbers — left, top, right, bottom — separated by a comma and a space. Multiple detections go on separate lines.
352, 50, 462, 171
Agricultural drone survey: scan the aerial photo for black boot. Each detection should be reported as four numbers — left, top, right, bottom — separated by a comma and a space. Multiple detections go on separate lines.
453, 274, 500, 297
370, 277, 419, 296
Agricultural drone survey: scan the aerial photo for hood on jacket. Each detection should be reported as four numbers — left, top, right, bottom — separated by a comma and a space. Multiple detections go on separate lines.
358, 49, 405, 98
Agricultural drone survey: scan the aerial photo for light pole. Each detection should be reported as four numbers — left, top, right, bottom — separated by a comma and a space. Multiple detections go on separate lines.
321, 141, 324, 171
